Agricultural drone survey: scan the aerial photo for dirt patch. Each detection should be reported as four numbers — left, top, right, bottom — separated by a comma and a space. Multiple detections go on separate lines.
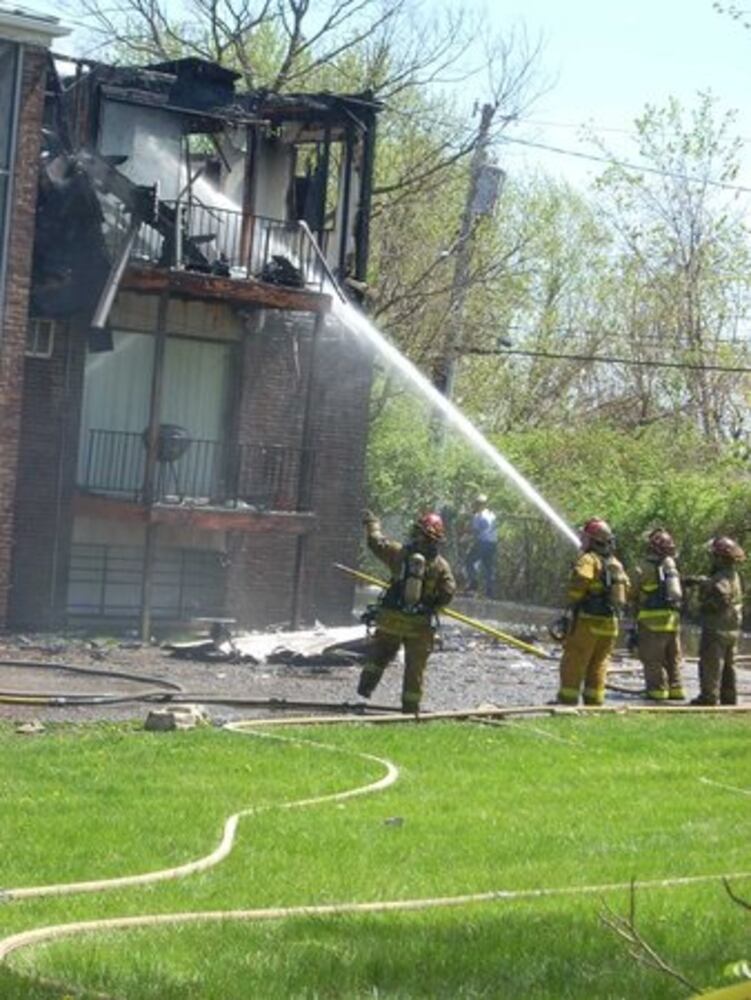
1, 600, 728, 726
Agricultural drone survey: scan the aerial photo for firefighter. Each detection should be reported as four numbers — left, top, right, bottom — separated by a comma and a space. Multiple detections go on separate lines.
556, 517, 630, 706
684, 536, 745, 706
357, 510, 456, 713
630, 528, 685, 702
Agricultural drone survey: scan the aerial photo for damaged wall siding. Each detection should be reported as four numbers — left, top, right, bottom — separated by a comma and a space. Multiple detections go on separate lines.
254, 135, 294, 224
217, 128, 247, 209
0, 46, 47, 627
100, 101, 183, 200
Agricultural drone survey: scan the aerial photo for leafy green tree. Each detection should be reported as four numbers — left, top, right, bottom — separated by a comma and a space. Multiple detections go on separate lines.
591, 93, 751, 440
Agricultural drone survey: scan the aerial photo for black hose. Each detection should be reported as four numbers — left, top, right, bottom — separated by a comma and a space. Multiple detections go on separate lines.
168, 695, 400, 713
0, 683, 400, 713
0, 690, 176, 707
0, 659, 183, 691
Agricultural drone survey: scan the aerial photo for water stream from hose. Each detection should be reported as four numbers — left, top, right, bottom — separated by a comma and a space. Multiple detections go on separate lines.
139, 158, 578, 548
330, 296, 580, 548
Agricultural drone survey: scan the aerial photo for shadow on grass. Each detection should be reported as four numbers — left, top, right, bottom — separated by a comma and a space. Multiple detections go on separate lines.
4, 891, 738, 999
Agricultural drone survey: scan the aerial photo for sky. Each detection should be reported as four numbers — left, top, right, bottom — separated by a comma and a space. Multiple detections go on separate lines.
11, 0, 751, 190
482, 0, 751, 187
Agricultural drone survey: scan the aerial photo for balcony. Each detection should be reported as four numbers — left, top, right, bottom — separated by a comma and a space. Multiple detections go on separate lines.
78, 428, 314, 513
107, 199, 331, 293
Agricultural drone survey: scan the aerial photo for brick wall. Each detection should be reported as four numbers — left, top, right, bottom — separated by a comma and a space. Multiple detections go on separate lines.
0, 47, 47, 627
302, 317, 373, 625
226, 309, 373, 628
225, 310, 312, 627
10, 323, 86, 627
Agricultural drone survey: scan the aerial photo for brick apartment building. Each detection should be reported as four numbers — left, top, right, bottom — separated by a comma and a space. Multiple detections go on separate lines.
0, 8, 68, 631
0, 30, 380, 634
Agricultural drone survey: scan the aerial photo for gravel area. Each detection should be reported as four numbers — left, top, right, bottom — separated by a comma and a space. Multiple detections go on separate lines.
0, 598, 745, 728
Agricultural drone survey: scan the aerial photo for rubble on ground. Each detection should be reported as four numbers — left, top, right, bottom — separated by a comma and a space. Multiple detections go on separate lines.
164, 624, 371, 666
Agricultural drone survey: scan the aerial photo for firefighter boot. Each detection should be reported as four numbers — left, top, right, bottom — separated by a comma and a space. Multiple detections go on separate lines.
401, 691, 420, 715
357, 668, 381, 699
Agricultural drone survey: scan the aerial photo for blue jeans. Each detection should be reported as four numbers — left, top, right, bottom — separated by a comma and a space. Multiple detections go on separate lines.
465, 540, 497, 598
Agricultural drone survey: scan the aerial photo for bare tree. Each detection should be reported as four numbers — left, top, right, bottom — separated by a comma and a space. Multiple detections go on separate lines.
600, 881, 702, 995
713, 2, 751, 29
72, 0, 539, 104
601, 878, 751, 996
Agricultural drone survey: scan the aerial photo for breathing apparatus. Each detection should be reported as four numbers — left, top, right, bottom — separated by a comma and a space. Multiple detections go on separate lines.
642, 528, 682, 607
603, 558, 627, 610
378, 542, 431, 615
402, 551, 427, 610
656, 560, 682, 607
361, 543, 431, 630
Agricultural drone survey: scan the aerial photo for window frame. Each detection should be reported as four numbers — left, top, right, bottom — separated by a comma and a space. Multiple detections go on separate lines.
25, 316, 55, 358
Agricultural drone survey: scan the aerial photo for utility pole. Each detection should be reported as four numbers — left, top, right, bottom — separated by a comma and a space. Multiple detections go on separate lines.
431, 102, 503, 399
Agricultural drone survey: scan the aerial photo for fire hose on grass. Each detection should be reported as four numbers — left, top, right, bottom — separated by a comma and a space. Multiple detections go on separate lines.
334, 562, 552, 659
0, 657, 403, 713
0, 660, 183, 706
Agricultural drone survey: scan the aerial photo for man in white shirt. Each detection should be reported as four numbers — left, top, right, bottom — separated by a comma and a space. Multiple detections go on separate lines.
465, 494, 498, 598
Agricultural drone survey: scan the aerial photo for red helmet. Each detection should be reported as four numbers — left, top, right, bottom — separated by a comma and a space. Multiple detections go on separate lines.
415, 512, 446, 542
646, 528, 676, 558
580, 517, 614, 551
708, 536, 746, 563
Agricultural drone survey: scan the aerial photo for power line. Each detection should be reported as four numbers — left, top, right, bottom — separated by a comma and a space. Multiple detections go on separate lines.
499, 135, 751, 195
524, 118, 751, 145
382, 103, 751, 196
501, 323, 751, 349
524, 118, 635, 135
469, 346, 751, 373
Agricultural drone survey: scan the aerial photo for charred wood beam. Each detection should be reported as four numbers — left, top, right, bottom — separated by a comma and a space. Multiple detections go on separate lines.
353, 107, 376, 285
120, 265, 332, 313
73, 492, 316, 534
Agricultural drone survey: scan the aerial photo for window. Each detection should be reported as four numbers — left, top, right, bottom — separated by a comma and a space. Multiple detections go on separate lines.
26, 318, 56, 358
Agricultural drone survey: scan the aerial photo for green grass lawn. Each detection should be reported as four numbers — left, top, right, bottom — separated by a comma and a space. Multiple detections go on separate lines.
0, 714, 749, 999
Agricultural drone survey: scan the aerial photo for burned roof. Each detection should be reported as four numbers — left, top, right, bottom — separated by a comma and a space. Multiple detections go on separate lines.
78, 59, 254, 131
60, 54, 381, 134
147, 56, 241, 86
240, 90, 382, 139
249, 90, 382, 121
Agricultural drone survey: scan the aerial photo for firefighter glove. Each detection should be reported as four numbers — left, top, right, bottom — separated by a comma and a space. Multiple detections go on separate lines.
547, 612, 571, 642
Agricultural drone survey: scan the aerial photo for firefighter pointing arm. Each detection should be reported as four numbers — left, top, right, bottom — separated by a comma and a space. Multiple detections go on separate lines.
357, 510, 456, 714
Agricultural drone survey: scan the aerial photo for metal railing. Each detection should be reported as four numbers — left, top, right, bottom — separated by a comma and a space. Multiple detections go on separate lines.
67, 543, 226, 620
79, 429, 315, 512
106, 199, 330, 291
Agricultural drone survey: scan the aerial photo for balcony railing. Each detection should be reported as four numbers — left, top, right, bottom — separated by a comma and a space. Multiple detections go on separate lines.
105, 199, 330, 292
79, 429, 314, 512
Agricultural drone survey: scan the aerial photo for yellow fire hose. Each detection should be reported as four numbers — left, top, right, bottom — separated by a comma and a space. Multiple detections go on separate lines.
334, 563, 551, 659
